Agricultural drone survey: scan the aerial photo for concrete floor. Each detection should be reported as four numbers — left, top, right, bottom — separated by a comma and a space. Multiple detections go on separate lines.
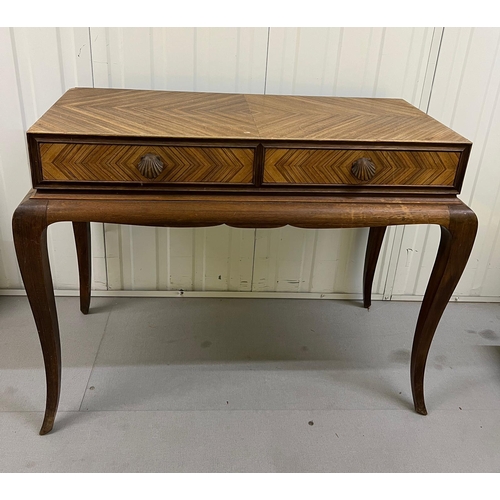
1, 295, 499, 472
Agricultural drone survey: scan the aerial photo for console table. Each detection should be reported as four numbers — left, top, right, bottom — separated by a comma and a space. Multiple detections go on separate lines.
12, 88, 477, 434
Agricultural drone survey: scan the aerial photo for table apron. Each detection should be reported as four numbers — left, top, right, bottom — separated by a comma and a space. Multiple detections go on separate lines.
44, 198, 454, 229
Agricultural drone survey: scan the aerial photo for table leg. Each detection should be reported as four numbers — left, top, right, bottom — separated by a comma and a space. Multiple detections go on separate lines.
363, 226, 387, 309
12, 198, 61, 435
72, 222, 91, 314
411, 205, 478, 415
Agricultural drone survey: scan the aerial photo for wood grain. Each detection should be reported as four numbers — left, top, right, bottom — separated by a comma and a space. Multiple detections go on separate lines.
40, 143, 255, 184
29, 89, 260, 139
29, 88, 469, 144
263, 149, 460, 186
44, 193, 455, 229
245, 94, 469, 143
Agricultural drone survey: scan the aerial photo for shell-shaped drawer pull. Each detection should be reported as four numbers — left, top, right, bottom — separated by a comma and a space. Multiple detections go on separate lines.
137, 154, 164, 179
351, 157, 376, 181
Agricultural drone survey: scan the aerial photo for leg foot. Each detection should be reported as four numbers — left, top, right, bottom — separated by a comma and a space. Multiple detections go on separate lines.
39, 414, 57, 435
13, 198, 61, 435
410, 205, 477, 415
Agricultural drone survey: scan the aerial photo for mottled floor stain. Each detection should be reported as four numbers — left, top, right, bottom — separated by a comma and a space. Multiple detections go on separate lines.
478, 329, 499, 340
433, 355, 448, 371
389, 349, 411, 364
200, 341, 212, 348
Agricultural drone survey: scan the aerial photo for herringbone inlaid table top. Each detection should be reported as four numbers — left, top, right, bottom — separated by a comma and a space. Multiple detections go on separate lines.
29, 87, 467, 144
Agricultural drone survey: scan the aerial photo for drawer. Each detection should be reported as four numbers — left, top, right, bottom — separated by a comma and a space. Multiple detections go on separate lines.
263, 148, 461, 186
39, 143, 255, 184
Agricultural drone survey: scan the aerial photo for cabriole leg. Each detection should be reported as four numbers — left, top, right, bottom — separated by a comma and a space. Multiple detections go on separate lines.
411, 206, 478, 415
12, 199, 61, 435
72, 222, 91, 314
363, 226, 387, 309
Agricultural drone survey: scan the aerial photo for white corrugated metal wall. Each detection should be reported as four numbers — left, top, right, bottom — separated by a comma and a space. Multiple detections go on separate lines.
0, 27, 499, 301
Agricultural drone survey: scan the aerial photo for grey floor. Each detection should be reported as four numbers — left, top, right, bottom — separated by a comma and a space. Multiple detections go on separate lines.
1, 295, 500, 472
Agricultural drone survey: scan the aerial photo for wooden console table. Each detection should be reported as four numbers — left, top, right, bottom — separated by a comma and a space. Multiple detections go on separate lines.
13, 88, 477, 434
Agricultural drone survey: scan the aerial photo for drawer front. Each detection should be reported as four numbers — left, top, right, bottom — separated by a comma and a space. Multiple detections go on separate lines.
263, 148, 460, 186
40, 143, 255, 184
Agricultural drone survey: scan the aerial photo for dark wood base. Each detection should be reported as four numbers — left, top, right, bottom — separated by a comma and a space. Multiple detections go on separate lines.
12, 191, 477, 434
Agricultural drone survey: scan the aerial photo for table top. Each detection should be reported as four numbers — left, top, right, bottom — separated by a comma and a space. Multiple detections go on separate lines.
27, 88, 472, 196
28, 87, 469, 145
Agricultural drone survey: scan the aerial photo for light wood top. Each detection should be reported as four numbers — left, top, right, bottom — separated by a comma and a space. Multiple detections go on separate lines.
28, 87, 469, 144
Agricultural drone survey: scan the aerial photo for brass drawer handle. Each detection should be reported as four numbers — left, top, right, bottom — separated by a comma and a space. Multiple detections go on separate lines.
137, 154, 164, 179
351, 157, 376, 181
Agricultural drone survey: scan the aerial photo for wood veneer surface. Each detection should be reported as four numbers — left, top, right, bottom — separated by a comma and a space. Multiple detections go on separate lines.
29, 88, 469, 144
263, 149, 460, 186
40, 143, 254, 184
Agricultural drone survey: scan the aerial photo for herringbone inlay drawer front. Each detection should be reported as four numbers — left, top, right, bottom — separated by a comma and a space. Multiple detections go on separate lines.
40, 143, 255, 184
263, 149, 461, 186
